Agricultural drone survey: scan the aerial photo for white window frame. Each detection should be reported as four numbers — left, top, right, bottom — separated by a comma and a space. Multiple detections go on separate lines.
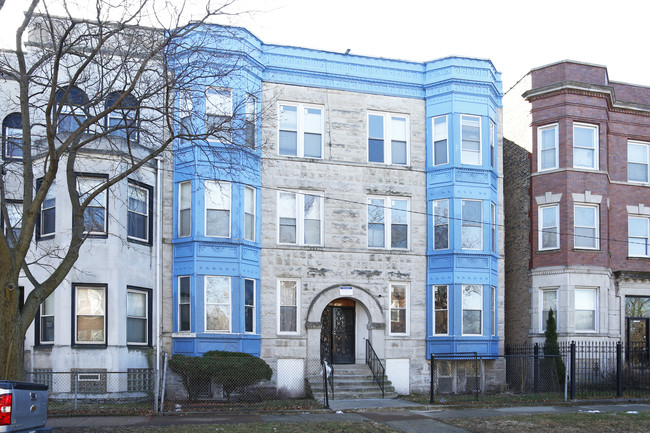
461, 199, 483, 250
278, 102, 323, 158
490, 120, 496, 169
39, 294, 55, 344
433, 115, 448, 166
367, 196, 410, 250
277, 278, 300, 335
628, 215, 650, 257
628, 140, 650, 183
74, 285, 106, 345
244, 278, 256, 334
39, 181, 56, 239
574, 204, 599, 249
539, 204, 560, 250
461, 114, 482, 165
540, 288, 558, 332
244, 186, 256, 242
204, 180, 231, 238
178, 181, 191, 238
77, 175, 108, 235
462, 284, 483, 336
126, 288, 149, 346
367, 111, 410, 166
205, 86, 233, 142
389, 283, 409, 335
433, 199, 449, 250
127, 181, 151, 243
277, 191, 324, 246
575, 287, 597, 332
433, 285, 448, 335
573, 123, 599, 170
204, 276, 231, 333
177, 276, 191, 332
537, 123, 559, 171
4, 201, 22, 241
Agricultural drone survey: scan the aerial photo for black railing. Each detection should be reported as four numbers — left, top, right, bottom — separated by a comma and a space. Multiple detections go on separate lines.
365, 338, 385, 398
321, 359, 334, 407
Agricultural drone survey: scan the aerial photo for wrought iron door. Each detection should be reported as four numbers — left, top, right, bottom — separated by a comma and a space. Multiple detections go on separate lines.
331, 306, 355, 364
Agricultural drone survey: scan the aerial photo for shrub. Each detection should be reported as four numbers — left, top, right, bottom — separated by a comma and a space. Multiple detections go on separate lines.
543, 309, 566, 389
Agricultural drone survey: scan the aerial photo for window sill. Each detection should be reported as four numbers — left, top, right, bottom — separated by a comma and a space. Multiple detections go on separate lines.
537, 248, 561, 254
627, 255, 650, 260
572, 248, 602, 253
36, 235, 55, 242
71, 343, 108, 349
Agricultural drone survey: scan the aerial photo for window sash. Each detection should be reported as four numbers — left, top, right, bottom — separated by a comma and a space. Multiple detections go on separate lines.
574, 205, 598, 249
245, 95, 257, 148
575, 288, 597, 332
278, 192, 322, 246
462, 285, 482, 335
279, 103, 323, 158
538, 124, 558, 171
368, 112, 409, 165
368, 196, 409, 249
244, 279, 255, 333
178, 276, 191, 332
40, 294, 55, 343
461, 115, 481, 165
279, 280, 298, 333
40, 181, 56, 238
628, 216, 649, 257
573, 124, 598, 169
127, 290, 148, 345
244, 186, 256, 242
433, 199, 449, 250
128, 183, 150, 242
205, 181, 231, 237
628, 141, 649, 183
491, 286, 497, 336
539, 205, 559, 250
390, 284, 407, 335
3, 125, 23, 159
434, 285, 448, 335
77, 176, 107, 234
205, 276, 231, 332
205, 87, 233, 142
433, 115, 448, 166
75, 286, 105, 344
491, 202, 497, 252
178, 181, 191, 237
541, 289, 558, 332
490, 120, 496, 168
461, 199, 482, 250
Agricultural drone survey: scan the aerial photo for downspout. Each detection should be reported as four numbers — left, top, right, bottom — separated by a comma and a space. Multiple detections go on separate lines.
155, 156, 163, 383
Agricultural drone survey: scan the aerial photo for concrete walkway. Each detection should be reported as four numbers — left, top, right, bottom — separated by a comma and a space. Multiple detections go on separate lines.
47, 401, 650, 433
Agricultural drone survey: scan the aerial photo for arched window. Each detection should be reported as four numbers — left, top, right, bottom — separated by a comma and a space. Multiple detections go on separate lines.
55, 86, 88, 133
105, 91, 139, 141
2, 113, 22, 160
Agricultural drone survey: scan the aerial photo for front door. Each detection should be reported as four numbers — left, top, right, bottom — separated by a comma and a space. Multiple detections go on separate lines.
320, 299, 355, 364
626, 317, 649, 364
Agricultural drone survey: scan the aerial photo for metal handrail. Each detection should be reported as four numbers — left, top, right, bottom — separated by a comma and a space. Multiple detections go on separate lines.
365, 338, 385, 398
321, 359, 334, 407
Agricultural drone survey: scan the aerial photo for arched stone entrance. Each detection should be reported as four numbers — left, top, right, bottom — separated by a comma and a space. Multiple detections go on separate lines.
305, 284, 385, 365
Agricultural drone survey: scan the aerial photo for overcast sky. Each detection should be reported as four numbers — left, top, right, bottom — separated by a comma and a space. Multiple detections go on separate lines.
1, 0, 648, 91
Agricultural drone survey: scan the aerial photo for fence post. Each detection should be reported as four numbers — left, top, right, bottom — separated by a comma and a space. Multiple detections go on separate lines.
74, 371, 78, 411
429, 356, 435, 404
616, 341, 623, 398
570, 341, 576, 400
533, 343, 539, 393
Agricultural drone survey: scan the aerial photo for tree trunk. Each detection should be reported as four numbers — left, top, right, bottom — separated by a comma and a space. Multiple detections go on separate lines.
0, 286, 26, 380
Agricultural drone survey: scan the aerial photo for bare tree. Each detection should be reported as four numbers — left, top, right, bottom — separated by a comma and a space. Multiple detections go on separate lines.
0, 0, 253, 379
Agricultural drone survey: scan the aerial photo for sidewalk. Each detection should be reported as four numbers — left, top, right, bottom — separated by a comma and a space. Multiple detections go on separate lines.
47, 400, 650, 433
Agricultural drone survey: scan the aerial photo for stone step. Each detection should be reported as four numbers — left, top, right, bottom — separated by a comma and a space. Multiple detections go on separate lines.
306, 363, 398, 400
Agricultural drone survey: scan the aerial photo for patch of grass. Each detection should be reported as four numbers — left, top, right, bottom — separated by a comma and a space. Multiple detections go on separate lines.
402, 392, 567, 407
444, 411, 650, 433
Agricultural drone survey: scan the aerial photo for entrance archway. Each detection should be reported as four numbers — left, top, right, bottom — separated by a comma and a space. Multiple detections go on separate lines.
320, 299, 356, 364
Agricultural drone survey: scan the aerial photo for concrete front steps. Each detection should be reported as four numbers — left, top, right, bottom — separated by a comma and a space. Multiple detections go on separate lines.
307, 363, 398, 400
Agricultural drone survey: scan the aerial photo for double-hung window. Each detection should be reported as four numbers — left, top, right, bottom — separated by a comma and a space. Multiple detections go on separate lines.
244, 186, 256, 242
278, 191, 323, 245
105, 92, 138, 140
2, 113, 22, 160
39, 294, 55, 344
628, 216, 650, 257
127, 181, 152, 244
575, 288, 597, 332
539, 204, 559, 250
491, 286, 497, 336
127, 288, 149, 345
279, 103, 323, 158
245, 95, 257, 148
433, 115, 448, 166
77, 175, 107, 235
244, 279, 256, 333
205, 276, 231, 332
490, 120, 496, 168
628, 141, 650, 183
178, 181, 191, 237
491, 202, 497, 253
3, 200, 22, 242
573, 123, 598, 169
433, 199, 449, 250
462, 285, 482, 335
461, 199, 482, 250
205, 87, 232, 142
278, 279, 299, 334
367, 197, 409, 249
538, 124, 558, 171
205, 181, 231, 237
574, 204, 598, 249
541, 288, 558, 332
55, 86, 88, 133
368, 112, 409, 165
74, 285, 106, 345
461, 115, 481, 165
177, 276, 191, 332
389, 283, 408, 335
433, 285, 448, 335
37, 180, 56, 239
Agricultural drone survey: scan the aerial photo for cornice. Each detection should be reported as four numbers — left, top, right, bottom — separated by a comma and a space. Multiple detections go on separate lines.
530, 265, 612, 277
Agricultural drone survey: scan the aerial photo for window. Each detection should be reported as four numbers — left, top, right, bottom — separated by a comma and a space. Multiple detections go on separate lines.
490, 120, 496, 168
244, 186, 256, 242
55, 86, 88, 133
128, 181, 152, 244
245, 95, 257, 148
205, 87, 232, 142
573, 123, 598, 169
491, 286, 497, 336
279, 103, 323, 158
244, 279, 255, 333
462, 285, 482, 335
178, 181, 191, 237
74, 285, 106, 345
628, 141, 649, 183
105, 91, 138, 140
127, 288, 150, 345
461, 115, 481, 165
278, 191, 323, 246
389, 283, 408, 335
537, 124, 558, 171
3, 200, 22, 242
368, 112, 409, 165
205, 181, 231, 237
36, 179, 56, 239
205, 276, 230, 332
491, 202, 497, 253
39, 294, 55, 344
574, 204, 598, 249
541, 289, 558, 332
433, 285, 448, 335
367, 197, 409, 249
628, 216, 649, 257
2, 113, 22, 160
433, 115, 448, 166
433, 199, 449, 250
539, 204, 559, 250
461, 199, 482, 250
278, 279, 298, 334
76, 175, 107, 235
178, 276, 191, 332
575, 288, 597, 332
